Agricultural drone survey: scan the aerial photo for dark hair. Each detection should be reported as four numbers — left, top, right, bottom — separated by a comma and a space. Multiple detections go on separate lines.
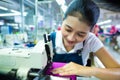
63, 0, 100, 30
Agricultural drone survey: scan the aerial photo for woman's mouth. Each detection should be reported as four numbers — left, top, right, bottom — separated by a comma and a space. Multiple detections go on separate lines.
66, 40, 75, 45
63, 38, 75, 47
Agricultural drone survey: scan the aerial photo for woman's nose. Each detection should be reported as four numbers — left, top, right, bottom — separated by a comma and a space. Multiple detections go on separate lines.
67, 33, 76, 41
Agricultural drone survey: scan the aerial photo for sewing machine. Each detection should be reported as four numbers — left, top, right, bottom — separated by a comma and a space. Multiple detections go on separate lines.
0, 34, 54, 80
0, 34, 100, 80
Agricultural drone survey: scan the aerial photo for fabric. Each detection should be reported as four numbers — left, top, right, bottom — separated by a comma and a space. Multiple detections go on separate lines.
52, 31, 103, 65
46, 62, 76, 80
110, 25, 117, 34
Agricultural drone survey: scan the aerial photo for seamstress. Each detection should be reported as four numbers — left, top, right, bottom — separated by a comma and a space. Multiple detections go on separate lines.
50, 0, 120, 80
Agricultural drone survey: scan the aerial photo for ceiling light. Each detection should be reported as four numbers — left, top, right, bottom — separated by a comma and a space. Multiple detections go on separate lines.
61, 5, 67, 13
0, 6, 8, 11
97, 19, 112, 25
56, 0, 67, 13
0, 12, 27, 17
56, 0, 65, 5
10, 9, 20, 13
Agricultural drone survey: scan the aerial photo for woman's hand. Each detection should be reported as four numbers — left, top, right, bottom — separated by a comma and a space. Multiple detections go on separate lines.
52, 62, 94, 76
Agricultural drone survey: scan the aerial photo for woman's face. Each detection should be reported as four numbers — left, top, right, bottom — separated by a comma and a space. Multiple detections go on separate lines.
61, 16, 90, 48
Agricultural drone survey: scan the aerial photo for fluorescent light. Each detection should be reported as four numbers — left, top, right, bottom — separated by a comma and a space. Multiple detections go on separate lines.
38, 1, 52, 3
56, 0, 65, 5
10, 9, 20, 13
61, 5, 67, 13
0, 12, 27, 17
0, 6, 28, 16
0, 6, 8, 11
56, 0, 67, 13
97, 20, 112, 25
0, 9, 28, 16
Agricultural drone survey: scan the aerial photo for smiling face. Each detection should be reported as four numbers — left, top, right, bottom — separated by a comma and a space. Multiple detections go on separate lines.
61, 16, 90, 51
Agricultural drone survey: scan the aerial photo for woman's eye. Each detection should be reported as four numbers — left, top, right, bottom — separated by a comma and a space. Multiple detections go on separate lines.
78, 34, 84, 37
66, 29, 72, 32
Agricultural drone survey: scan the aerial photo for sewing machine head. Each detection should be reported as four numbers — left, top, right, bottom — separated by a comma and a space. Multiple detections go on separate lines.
0, 35, 53, 80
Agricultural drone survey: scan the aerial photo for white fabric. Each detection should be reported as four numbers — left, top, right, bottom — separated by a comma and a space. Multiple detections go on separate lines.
55, 31, 104, 65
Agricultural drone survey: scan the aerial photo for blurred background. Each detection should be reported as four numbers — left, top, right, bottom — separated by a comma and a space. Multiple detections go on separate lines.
0, 0, 120, 63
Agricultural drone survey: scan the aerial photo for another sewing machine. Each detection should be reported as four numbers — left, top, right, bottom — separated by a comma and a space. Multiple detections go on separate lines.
0, 34, 53, 80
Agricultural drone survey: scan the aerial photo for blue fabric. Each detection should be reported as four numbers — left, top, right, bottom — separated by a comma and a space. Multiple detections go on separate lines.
50, 32, 56, 49
50, 32, 83, 65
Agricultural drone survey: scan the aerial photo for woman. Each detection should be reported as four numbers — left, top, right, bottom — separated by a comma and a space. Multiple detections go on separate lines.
50, 0, 120, 80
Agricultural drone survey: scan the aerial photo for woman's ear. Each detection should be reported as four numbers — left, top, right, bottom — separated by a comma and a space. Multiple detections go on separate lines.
90, 25, 96, 32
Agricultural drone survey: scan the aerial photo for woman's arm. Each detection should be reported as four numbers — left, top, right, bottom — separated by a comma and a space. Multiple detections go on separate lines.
52, 47, 120, 80
93, 66, 120, 80
95, 47, 120, 68
93, 47, 120, 80
52, 62, 120, 80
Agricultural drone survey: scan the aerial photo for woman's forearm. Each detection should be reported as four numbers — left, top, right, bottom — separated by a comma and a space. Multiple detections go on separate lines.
91, 67, 120, 80
52, 62, 120, 80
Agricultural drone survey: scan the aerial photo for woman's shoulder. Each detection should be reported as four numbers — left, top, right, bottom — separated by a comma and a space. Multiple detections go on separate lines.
86, 32, 104, 52
88, 32, 96, 37
85, 32, 103, 46
86, 32, 98, 41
